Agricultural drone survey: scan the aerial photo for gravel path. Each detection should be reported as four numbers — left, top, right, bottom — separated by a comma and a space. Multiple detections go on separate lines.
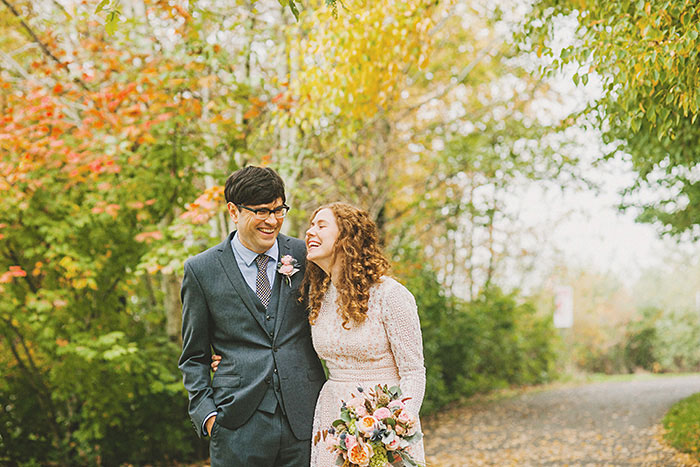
423, 374, 700, 466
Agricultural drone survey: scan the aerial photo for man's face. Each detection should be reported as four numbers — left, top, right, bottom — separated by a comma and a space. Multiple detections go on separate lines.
228, 197, 285, 254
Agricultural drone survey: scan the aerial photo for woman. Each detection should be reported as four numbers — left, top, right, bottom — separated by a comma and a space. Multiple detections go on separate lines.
303, 202, 425, 467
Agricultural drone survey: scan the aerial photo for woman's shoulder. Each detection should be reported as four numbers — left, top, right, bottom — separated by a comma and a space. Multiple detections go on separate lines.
376, 276, 414, 299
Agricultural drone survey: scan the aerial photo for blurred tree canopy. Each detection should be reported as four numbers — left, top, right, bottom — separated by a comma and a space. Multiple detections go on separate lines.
523, 0, 700, 239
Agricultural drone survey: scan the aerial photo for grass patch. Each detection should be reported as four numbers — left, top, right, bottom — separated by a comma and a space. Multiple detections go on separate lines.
663, 392, 700, 461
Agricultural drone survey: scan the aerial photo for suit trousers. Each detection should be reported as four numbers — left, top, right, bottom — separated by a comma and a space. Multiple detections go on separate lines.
209, 407, 310, 467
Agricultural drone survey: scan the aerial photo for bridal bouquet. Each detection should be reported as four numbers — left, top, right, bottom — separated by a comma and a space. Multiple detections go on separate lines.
315, 384, 423, 467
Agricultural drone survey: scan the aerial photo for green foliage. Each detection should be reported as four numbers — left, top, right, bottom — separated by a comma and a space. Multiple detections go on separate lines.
0, 334, 207, 466
575, 306, 700, 375
623, 309, 659, 371
394, 245, 558, 414
523, 0, 700, 238
663, 392, 700, 462
648, 308, 700, 371
525, 0, 700, 137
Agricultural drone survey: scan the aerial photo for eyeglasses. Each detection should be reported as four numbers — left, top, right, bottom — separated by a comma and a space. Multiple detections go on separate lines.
237, 204, 290, 220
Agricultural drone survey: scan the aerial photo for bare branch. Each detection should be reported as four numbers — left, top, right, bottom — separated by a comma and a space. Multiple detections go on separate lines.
0, 0, 90, 91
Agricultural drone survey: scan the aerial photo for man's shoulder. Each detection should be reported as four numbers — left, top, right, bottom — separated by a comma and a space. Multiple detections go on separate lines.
278, 233, 306, 252
185, 238, 228, 270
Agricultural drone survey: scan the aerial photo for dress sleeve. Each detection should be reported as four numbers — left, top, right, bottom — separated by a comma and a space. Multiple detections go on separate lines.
380, 279, 426, 416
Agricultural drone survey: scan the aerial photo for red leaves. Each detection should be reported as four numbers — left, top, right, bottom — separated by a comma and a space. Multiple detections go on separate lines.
134, 231, 164, 243
91, 202, 121, 218
179, 186, 225, 224
0, 266, 27, 283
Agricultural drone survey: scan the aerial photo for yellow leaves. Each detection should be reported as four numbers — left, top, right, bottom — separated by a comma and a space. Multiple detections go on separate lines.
198, 75, 217, 88
243, 107, 262, 120
138, 133, 157, 144
57, 256, 98, 290
290, 0, 438, 121
72, 277, 98, 290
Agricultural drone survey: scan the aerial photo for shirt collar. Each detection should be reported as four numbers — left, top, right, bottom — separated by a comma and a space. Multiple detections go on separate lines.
232, 232, 279, 267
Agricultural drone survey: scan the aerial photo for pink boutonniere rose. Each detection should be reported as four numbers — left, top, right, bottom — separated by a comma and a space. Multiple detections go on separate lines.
277, 255, 300, 286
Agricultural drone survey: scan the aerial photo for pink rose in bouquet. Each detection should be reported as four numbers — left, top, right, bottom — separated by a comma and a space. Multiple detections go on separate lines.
344, 434, 358, 451
373, 407, 392, 420
385, 435, 401, 451
388, 399, 405, 411
397, 409, 413, 425
347, 395, 368, 417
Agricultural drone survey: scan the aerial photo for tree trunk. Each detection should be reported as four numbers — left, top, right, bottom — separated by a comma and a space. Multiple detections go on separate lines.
163, 273, 182, 341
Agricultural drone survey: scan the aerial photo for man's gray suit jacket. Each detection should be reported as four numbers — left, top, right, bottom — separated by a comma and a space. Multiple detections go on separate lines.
178, 232, 325, 440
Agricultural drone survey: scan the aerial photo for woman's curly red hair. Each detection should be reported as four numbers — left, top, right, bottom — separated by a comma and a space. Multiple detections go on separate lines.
300, 202, 390, 328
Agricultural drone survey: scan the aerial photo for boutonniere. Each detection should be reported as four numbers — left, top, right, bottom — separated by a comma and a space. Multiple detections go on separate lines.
277, 255, 300, 286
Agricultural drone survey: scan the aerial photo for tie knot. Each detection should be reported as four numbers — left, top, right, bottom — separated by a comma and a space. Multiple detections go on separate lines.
255, 254, 270, 269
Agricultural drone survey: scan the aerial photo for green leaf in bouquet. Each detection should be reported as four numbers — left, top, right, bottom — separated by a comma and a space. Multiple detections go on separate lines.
404, 431, 423, 443
388, 385, 402, 398
341, 411, 351, 423
332, 419, 346, 428
384, 417, 396, 427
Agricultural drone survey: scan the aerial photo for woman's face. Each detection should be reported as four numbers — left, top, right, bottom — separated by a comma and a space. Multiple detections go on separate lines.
305, 208, 340, 273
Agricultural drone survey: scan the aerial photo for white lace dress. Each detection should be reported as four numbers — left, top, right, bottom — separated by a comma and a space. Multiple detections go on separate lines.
309, 277, 426, 467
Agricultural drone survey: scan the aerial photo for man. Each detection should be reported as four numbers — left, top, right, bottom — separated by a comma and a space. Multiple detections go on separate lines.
178, 166, 325, 466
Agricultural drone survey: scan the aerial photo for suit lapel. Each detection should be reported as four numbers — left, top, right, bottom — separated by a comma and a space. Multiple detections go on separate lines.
217, 232, 268, 333
274, 235, 294, 337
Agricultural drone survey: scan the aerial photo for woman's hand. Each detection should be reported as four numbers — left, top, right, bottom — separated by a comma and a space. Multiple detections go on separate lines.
211, 354, 221, 372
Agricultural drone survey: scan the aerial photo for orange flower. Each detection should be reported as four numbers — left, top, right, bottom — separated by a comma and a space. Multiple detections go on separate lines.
347, 442, 374, 467
358, 415, 378, 435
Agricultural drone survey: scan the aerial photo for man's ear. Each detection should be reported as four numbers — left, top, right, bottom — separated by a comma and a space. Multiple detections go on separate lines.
227, 202, 239, 223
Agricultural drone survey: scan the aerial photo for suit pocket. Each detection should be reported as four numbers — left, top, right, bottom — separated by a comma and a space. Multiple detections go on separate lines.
212, 374, 241, 388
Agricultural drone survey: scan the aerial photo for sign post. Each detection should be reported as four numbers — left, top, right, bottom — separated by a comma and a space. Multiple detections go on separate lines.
553, 285, 574, 373
554, 285, 574, 329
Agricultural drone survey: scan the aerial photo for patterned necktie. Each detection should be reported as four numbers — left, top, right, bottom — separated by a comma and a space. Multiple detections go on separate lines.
254, 254, 271, 308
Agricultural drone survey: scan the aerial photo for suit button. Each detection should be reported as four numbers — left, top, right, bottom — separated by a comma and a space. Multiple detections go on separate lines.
266, 315, 271, 320
273, 368, 278, 374
269, 331, 273, 337
273, 347, 278, 352
265, 377, 271, 384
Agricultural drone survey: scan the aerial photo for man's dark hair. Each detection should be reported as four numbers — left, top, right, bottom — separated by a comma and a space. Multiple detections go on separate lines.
224, 166, 286, 206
